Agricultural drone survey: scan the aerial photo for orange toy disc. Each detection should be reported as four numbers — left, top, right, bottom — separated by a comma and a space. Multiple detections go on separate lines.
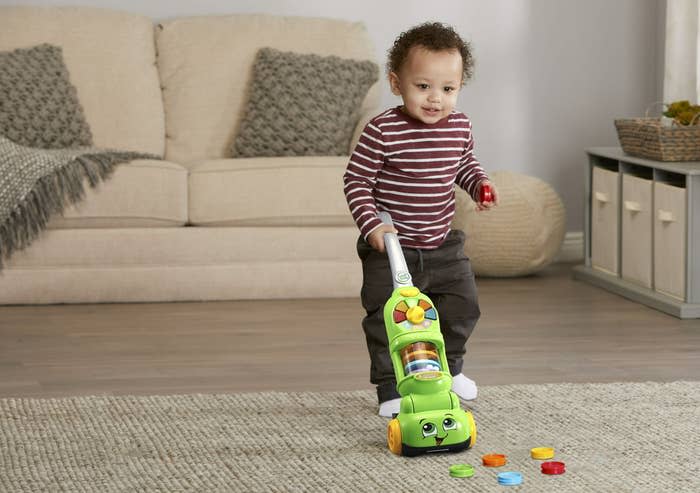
482, 453, 507, 467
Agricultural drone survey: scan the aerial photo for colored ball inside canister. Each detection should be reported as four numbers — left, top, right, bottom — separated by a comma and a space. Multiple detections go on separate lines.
400, 342, 442, 375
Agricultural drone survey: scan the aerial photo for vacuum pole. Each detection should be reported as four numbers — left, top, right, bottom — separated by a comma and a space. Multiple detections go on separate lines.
378, 211, 413, 289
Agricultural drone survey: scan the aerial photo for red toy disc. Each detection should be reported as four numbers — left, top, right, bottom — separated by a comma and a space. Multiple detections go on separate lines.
541, 461, 566, 475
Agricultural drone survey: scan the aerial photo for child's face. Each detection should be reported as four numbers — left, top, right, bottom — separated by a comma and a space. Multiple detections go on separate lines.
389, 46, 463, 125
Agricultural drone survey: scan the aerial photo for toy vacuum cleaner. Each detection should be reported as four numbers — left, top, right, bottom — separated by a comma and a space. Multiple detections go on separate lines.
379, 212, 476, 457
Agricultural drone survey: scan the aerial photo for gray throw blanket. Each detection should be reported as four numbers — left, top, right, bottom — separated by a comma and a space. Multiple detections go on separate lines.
0, 136, 156, 269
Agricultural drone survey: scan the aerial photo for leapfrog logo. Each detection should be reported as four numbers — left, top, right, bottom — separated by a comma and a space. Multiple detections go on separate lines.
396, 271, 412, 284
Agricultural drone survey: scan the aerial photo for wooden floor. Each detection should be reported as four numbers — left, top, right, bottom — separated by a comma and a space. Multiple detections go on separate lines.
0, 263, 698, 399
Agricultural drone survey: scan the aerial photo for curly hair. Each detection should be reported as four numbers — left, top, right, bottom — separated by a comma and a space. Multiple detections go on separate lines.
387, 22, 474, 84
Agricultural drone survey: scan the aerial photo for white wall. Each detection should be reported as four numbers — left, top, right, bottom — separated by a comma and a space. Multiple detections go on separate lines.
4, 0, 664, 232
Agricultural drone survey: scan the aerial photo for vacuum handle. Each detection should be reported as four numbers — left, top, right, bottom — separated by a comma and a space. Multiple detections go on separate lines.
378, 212, 413, 289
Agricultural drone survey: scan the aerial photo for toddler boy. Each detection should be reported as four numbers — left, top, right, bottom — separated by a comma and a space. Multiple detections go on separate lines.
343, 22, 497, 417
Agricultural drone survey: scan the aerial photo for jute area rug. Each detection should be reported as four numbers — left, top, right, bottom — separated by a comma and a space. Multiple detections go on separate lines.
1, 381, 698, 492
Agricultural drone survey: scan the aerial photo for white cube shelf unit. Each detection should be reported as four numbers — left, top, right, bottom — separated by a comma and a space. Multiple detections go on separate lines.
573, 147, 700, 318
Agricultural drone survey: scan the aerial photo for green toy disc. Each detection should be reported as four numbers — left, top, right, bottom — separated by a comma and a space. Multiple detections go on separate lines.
449, 464, 475, 478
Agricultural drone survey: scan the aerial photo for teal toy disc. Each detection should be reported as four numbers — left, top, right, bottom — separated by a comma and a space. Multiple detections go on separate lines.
497, 471, 523, 485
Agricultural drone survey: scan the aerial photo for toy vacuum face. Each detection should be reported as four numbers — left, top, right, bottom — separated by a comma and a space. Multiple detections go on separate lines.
383, 286, 476, 457
402, 408, 469, 448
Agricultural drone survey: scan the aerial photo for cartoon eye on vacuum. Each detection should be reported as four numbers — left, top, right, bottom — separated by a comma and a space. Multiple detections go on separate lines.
379, 212, 477, 457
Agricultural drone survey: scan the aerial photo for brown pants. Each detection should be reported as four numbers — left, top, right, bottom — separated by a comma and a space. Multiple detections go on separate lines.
357, 229, 481, 404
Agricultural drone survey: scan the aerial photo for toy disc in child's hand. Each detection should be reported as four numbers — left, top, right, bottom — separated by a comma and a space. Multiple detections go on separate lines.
479, 183, 493, 203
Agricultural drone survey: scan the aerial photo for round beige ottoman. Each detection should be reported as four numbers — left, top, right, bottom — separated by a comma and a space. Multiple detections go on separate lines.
453, 170, 566, 277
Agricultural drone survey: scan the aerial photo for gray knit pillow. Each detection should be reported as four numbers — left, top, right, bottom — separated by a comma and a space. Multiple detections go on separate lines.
231, 48, 378, 157
0, 44, 92, 149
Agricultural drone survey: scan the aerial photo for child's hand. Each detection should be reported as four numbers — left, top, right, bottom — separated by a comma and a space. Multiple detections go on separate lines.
367, 224, 398, 253
476, 180, 498, 211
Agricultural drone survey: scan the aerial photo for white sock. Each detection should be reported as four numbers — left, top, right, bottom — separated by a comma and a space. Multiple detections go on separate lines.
451, 374, 478, 400
378, 397, 401, 418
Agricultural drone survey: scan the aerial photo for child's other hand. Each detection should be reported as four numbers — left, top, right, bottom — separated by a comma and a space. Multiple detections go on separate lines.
476, 180, 498, 211
367, 224, 398, 253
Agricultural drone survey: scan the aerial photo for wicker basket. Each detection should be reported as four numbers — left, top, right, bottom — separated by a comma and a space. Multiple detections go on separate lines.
615, 117, 700, 162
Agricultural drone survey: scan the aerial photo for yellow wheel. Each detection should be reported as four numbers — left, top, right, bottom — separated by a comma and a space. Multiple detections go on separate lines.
466, 411, 477, 448
387, 418, 402, 455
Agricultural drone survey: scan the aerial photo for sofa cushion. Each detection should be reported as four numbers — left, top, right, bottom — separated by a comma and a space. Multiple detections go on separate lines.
47, 160, 188, 229
156, 14, 380, 164
6, 227, 358, 269
188, 156, 354, 226
1, 227, 362, 303
0, 44, 92, 148
0, 6, 164, 156
231, 48, 378, 158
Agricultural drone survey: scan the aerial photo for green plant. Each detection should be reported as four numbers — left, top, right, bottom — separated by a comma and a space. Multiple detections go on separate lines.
664, 100, 700, 126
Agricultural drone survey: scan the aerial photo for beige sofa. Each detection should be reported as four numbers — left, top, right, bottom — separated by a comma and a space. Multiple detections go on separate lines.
0, 6, 382, 304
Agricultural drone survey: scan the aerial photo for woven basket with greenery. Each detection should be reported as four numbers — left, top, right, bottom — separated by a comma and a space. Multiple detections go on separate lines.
615, 118, 700, 162
615, 101, 700, 162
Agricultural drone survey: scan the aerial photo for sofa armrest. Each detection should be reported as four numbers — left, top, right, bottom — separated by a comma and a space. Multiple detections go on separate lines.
348, 81, 382, 154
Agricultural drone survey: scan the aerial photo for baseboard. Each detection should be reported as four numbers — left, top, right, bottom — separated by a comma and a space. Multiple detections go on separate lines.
556, 231, 584, 263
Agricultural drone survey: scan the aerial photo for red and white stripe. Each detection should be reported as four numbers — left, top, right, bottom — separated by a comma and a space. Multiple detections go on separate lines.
343, 107, 487, 249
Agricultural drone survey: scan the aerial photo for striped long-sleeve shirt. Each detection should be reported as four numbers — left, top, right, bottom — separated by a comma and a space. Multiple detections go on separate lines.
343, 106, 488, 249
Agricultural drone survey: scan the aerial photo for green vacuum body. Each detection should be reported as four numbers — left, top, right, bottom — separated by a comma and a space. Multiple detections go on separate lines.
378, 212, 476, 457
383, 286, 476, 456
